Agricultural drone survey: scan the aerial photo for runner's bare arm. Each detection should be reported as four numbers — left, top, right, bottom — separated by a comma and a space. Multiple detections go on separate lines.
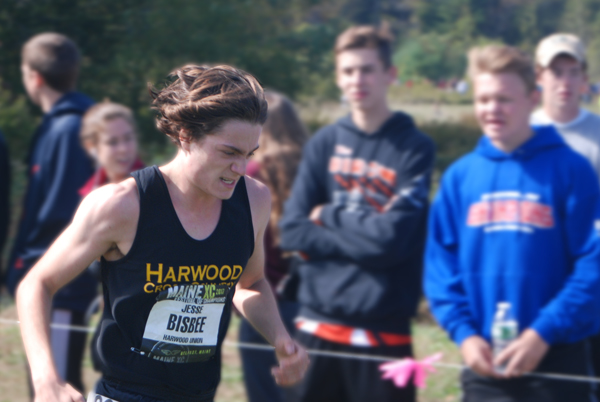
234, 177, 284, 342
16, 180, 139, 402
234, 176, 309, 386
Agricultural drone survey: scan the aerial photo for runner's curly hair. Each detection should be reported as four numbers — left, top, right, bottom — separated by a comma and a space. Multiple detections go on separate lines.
149, 64, 268, 144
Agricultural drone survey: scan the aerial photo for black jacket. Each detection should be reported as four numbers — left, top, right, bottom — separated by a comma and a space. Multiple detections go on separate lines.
280, 112, 435, 332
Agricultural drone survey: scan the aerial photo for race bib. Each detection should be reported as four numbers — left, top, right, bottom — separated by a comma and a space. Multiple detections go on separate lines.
139, 283, 229, 363
87, 392, 120, 402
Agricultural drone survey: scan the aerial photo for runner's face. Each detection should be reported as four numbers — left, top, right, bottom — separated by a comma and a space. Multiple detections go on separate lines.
96, 117, 138, 182
184, 120, 260, 200
537, 56, 587, 111
336, 48, 394, 111
474, 72, 538, 149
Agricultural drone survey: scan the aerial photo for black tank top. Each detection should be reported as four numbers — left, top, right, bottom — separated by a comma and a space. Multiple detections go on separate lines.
96, 166, 254, 401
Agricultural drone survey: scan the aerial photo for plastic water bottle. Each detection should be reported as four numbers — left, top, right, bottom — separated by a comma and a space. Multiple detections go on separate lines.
491, 302, 518, 373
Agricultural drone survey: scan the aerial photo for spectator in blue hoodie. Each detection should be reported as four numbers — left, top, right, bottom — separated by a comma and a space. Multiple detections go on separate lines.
425, 44, 600, 401
280, 25, 434, 402
5, 33, 94, 394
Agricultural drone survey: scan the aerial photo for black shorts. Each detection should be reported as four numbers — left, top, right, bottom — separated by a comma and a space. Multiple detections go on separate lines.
461, 340, 597, 402
285, 330, 416, 402
95, 377, 214, 402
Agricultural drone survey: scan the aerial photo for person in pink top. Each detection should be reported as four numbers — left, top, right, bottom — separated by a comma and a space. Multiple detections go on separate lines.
79, 101, 145, 197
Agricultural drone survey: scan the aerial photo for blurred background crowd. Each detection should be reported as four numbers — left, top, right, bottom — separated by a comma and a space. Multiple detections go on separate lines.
4, 1, 600, 401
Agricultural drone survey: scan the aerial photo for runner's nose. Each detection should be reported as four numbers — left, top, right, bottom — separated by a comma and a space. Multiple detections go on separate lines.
231, 158, 247, 176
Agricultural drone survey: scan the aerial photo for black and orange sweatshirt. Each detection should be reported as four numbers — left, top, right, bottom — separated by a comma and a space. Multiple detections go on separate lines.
280, 112, 435, 333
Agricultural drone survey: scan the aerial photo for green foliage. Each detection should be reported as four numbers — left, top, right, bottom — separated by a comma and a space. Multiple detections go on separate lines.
394, 31, 502, 83
415, 0, 476, 39
405, 0, 600, 82
0, 85, 37, 161
4, 0, 600, 166
559, 0, 600, 79
0, 0, 344, 159
394, 33, 467, 81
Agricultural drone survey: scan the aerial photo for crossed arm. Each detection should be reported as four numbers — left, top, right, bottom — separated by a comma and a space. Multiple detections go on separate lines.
280, 138, 434, 268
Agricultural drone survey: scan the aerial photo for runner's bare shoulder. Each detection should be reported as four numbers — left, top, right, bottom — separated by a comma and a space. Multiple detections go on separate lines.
76, 177, 140, 246
244, 175, 271, 235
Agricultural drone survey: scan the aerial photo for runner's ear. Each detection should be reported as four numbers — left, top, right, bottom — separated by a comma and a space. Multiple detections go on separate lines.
179, 130, 192, 152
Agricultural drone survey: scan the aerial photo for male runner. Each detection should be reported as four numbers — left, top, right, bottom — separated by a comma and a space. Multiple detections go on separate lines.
5, 32, 95, 393
425, 44, 600, 401
280, 25, 434, 402
16, 64, 308, 402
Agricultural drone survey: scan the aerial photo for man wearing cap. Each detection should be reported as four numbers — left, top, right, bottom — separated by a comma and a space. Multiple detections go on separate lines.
532, 33, 600, 177
532, 34, 600, 394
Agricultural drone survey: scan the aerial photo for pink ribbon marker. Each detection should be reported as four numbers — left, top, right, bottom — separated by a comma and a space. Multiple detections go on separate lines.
379, 353, 443, 389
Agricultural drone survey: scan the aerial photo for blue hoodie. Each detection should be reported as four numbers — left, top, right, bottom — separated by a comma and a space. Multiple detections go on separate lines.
280, 112, 434, 333
425, 125, 600, 346
6, 92, 95, 312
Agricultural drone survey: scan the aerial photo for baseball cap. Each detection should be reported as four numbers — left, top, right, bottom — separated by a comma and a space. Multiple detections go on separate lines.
536, 33, 586, 68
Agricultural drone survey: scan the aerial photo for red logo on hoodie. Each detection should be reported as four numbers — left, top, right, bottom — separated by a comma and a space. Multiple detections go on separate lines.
467, 199, 554, 228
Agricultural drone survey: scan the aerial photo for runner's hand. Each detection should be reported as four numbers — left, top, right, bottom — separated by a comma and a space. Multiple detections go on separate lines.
34, 379, 85, 402
494, 328, 549, 378
272, 338, 309, 386
460, 335, 498, 378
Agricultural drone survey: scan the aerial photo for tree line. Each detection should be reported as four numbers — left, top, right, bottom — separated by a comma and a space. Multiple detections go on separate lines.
1, 0, 599, 158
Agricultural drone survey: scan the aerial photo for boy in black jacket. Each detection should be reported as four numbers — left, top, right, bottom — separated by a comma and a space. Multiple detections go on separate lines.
5, 32, 94, 394
280, 25, 435, 402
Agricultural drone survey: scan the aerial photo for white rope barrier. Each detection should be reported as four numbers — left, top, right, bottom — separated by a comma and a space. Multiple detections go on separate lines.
0, 317, 95, 333
1, 317, 599, 384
